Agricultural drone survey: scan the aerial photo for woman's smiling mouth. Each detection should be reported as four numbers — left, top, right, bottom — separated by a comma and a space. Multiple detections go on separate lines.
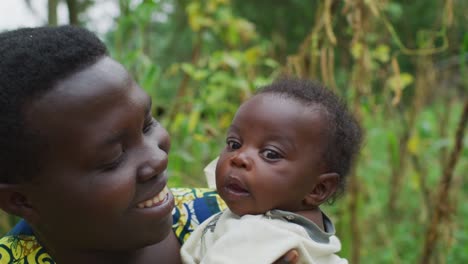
136, 186, 169, 209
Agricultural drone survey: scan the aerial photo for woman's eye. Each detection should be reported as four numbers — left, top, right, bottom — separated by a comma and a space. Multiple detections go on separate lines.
260, 149, 283, 161
226, 140, 241, 150
101, 153, 125, 171
143, 117, 155, 134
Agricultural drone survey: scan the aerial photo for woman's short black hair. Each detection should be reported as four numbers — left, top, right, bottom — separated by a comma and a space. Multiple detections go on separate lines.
257, 78, 363, 200
0, 25, 108, 183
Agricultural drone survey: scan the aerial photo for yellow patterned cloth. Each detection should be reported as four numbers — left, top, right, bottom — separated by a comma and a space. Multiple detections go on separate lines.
0, 188, 226, 263
171, 188, 226, 243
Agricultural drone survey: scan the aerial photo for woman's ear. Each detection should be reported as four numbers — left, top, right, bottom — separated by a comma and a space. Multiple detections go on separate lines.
0, 184, 38, 224
303, 173, 340, 207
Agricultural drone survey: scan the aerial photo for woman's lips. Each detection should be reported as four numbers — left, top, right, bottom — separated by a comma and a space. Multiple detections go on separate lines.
136, 186, 169, 209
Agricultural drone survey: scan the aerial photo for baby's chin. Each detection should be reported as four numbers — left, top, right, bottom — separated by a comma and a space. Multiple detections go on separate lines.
227, 203, 308, 217
227, 205, 268, 217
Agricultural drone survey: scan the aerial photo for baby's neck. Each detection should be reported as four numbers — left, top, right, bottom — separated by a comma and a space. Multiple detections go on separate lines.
294, 207, 324, 231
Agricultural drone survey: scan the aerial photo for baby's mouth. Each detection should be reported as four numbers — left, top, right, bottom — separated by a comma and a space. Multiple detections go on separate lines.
225, 178, 251, 196
227, 183, 249, 194
136, 186, 169, 209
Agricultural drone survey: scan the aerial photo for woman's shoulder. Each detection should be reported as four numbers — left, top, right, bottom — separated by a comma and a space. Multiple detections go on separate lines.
171, 187, 227, 244
0, 221, 55, 263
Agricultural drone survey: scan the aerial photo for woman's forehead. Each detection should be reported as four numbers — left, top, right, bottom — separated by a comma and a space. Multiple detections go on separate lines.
23, 57, 149, 150
53, 57, 132, 99
26, 57, 135, 116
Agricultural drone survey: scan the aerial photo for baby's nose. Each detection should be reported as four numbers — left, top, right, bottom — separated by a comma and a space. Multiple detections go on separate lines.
230, 151, 253, 170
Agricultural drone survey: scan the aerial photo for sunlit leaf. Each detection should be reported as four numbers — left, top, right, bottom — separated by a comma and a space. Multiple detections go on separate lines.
373, 44, 390, 63
188, 107, 201, 133
407, 134, 420, 155
387, 72, 414, 91
351, 42, 363, 59
194, 134, 209, 142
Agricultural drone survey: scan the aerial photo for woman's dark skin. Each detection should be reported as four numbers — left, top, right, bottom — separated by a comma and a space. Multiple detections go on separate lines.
17, 57, 176, 263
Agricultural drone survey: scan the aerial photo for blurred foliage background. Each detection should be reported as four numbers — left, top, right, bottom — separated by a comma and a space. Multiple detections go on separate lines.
1, 0, 467, 263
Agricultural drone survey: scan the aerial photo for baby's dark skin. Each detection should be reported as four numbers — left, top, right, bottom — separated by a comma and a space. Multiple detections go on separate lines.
216, 93, 340, 228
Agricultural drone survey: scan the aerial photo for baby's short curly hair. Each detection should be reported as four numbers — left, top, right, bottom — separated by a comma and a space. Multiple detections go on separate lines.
0, 26, 108, 183
257, 78, 363, 199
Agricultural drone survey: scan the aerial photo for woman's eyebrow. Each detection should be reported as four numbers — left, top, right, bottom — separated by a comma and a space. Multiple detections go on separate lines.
144, 96, 152, 116
98, 131, 125, 149
96, 94, 152, 149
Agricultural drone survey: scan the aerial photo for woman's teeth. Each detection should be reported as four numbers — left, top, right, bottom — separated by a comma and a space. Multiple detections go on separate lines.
137, 186, 169, 208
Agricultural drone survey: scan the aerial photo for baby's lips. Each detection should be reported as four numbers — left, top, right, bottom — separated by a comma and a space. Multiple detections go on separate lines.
225, 175, 250, 194
227, 182, 249, 193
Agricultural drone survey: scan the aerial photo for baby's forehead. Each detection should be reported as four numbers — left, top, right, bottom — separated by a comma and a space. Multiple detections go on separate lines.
246, 93, 329, 117
234, 94, 331, 136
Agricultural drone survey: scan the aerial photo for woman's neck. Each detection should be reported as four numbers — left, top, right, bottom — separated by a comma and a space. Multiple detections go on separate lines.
40, 231, 182, 264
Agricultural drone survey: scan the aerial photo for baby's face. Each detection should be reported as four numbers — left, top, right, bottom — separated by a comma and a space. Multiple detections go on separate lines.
216, 93, 329, 216
22, 57, 174, 250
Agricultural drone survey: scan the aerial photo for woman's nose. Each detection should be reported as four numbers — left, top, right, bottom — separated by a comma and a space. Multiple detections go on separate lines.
230, 150, 252, 170
136, 139, 169, 182
156, 126, 171, 154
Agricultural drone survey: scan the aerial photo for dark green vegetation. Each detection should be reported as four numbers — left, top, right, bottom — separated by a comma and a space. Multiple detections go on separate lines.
1, 1, 467, 263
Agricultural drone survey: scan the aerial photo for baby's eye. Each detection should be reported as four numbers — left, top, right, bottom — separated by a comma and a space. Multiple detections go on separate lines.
260, 149, 283, 161
226, 139, 241, 150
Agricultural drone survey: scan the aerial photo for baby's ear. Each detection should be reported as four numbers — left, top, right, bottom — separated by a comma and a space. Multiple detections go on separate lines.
303, 173, 339, 207
0, 184, 38, 224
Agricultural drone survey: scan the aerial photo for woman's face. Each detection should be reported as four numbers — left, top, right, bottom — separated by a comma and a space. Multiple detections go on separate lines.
23, 56, 174, 251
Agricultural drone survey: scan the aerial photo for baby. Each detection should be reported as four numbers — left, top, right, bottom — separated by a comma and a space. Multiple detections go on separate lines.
181, 78, 362, 264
